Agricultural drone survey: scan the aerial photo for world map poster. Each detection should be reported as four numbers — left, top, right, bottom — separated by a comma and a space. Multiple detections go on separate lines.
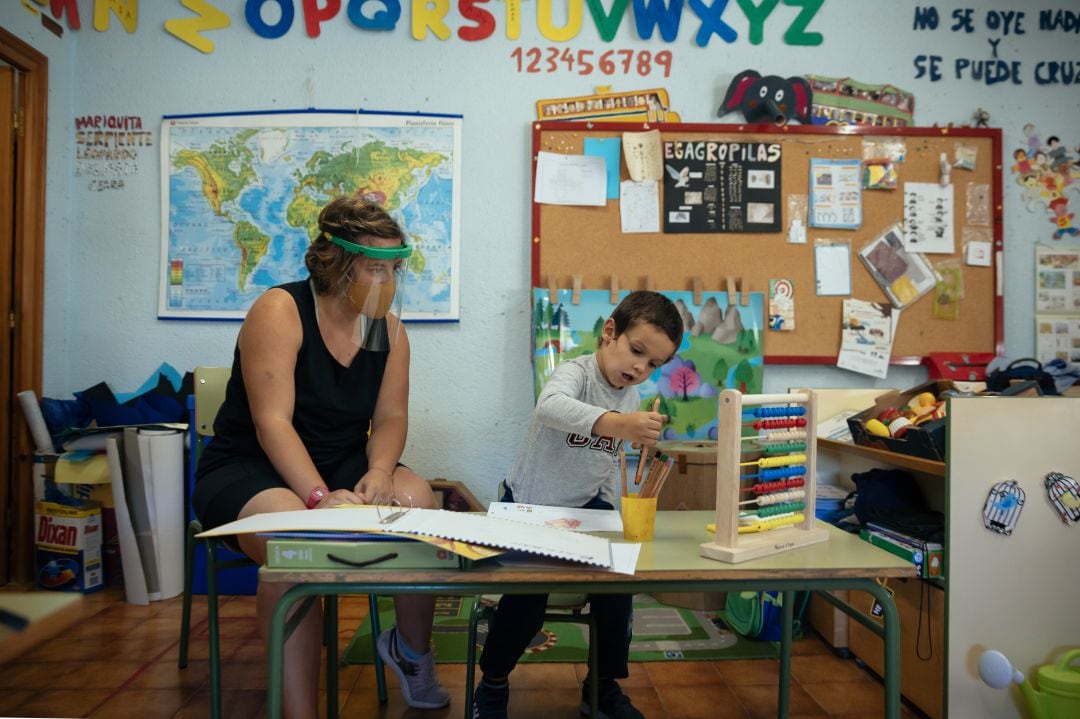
159, 111, 462, 320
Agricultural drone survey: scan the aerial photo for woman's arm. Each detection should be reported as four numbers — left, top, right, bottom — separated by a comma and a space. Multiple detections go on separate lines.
240, 289, 356, 505
356, 317, 411, 502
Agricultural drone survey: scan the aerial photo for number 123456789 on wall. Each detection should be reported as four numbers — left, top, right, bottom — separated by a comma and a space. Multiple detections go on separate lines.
512, 47, 673, 77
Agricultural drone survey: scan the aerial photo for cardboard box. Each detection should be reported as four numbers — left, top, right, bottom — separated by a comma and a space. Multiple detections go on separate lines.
34, 452, 121, 585
34, 500, 104, 593
846, 381, 953, 461
859, 528, 944, 579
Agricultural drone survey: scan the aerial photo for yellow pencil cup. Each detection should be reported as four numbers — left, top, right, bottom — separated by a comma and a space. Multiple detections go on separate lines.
621, 496, 658, 542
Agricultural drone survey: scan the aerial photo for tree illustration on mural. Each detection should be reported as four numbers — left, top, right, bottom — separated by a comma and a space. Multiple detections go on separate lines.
736, 328, 758, 354
592, 316, 604, 344
552, 303, 565, 330
656, 395, 677, 421
712, 357, 729, 388
670, 363, 701, 400
734, 359, 754, 393
534, 300, 544, 330
543, 301, 554, 328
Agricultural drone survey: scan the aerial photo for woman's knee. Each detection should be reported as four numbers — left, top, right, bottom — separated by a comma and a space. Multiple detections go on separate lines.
236, 488, 305, 563
393, 467, 437, 509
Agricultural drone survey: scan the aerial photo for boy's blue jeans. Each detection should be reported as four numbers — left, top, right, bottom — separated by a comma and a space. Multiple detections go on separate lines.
477, 487, 633, 681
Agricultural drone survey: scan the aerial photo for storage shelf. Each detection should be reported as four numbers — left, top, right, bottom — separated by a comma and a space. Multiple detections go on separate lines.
818, 438, 946, 477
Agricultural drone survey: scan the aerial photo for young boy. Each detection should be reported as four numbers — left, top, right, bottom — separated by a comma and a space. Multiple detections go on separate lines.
474, 291, 683, 719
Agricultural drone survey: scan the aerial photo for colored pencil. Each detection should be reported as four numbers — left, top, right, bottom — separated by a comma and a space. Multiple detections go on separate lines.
633, 398, 661, 487
619, 447, 628, 498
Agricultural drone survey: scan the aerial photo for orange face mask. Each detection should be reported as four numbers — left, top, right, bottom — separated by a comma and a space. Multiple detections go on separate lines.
345, 279, 396, 319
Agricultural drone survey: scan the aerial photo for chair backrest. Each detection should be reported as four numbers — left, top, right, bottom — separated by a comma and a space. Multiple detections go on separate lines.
187, 366, 230, 522
194, 366, 230, 441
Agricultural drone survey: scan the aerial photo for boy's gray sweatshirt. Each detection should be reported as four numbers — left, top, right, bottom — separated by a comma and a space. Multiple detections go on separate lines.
505, 354, 638, 508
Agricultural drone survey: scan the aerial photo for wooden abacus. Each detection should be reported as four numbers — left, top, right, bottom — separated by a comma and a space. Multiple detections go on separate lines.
700, 389, 829, 563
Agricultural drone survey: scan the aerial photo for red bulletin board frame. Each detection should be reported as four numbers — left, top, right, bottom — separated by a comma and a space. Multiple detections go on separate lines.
530, 121, 1004, 366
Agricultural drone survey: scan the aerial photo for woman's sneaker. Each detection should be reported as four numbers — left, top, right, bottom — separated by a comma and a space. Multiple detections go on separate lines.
472, 679, 510, 719
580, 678, 644, 719
376, 626, 451, 709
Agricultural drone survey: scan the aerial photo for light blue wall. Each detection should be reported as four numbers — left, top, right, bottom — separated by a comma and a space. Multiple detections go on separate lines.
3, 1, 1077, 503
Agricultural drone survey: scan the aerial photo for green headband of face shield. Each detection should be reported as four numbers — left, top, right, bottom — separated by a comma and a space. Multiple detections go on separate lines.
328, 234, 412, 260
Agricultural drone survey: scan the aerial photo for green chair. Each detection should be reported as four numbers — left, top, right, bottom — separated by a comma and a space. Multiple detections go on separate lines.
464, 593, 599, 719
177, 366, 386, 718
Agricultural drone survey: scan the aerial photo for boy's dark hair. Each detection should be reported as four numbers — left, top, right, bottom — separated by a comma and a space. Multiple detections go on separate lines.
1047, 136, 1060, 145
610, 290, 683, 346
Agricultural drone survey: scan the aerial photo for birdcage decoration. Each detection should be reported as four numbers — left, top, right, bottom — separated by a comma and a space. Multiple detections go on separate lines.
982, 480, 1025, 536
1044, 472, 1080, 526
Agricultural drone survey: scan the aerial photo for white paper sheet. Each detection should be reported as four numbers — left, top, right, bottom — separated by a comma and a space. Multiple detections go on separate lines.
200, 506, 614, 568
836, 299, 899, 379
809, 159, 862, 229
903, 182, 955, 253
610, 543, 641, 575
107, 436, 149, 605
123, 427, 161, 599
494, 542, 640, 575
534, 151, 607, 206
140, 429, 184, 601
488, 502, 623, 532
619, 180, 660, 233
965, 240, 992, 267
814, 242, 852, 296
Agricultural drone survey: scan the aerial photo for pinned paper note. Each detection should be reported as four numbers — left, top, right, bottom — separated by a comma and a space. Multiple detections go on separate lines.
620, 180, 660, 233
534, 151, 607, 206
584, 137, 622, 200
837, 299, 896, 379
903, 182, 955, 254
810, 159, 862, 229
622, 130, 662, 182
814, 239, 852, 296
768, 279, 795, 331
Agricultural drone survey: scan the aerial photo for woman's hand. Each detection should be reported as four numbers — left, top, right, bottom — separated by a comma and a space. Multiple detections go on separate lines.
355, 467, 396, 505
314, 488, 364, 509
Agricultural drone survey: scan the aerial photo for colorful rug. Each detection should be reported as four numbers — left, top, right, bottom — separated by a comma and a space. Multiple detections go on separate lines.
341, 594, 778, 665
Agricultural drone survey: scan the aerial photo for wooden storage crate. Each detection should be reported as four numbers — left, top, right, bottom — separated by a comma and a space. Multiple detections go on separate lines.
847, 577, 944, 719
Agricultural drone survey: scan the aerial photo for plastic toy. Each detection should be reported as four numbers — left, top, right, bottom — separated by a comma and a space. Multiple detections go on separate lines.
717, 70, 813, 126
979, 649, 1080, 719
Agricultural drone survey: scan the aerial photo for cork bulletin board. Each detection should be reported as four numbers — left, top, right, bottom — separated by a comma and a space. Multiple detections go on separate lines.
530, 122, 1004, 364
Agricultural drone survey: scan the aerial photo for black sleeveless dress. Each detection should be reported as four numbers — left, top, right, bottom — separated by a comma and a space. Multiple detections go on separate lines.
193, 280, 389, 530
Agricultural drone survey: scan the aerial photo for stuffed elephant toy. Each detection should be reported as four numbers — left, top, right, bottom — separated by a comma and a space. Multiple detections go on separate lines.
718, 70, 813, 125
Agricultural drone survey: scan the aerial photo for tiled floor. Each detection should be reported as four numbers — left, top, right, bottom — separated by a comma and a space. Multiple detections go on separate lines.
0, 586, 924, 718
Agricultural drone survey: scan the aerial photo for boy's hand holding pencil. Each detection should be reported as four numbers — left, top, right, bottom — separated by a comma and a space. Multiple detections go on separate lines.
619, 398, 666, 449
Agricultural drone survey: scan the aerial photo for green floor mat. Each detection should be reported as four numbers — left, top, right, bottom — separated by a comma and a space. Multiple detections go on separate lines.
342, 594, 778, 664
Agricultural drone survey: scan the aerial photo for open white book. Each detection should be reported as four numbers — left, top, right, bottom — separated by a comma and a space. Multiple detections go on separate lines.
197, 506, 613, 568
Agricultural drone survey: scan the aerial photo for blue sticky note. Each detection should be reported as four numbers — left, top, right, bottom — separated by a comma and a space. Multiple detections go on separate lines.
584, 137, 622, 200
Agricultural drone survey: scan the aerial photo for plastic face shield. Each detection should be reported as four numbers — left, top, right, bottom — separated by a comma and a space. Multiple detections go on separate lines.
329, 235, 412, 353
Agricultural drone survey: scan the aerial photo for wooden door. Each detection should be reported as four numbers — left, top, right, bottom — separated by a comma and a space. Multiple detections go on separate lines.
0, 28, 49, 583
0, 63, 16, 584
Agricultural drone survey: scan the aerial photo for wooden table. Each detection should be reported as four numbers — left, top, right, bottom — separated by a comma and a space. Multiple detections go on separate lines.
260, 511, 913, 719
0, 591, 84, 664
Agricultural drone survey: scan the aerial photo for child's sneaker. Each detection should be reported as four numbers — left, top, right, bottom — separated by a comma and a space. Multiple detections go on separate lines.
376, 626, 451, 709
580, 678, 644, 719
472, 679, 510, 719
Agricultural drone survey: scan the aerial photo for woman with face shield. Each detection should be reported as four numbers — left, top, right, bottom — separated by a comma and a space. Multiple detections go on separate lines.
192, 194, 449, 717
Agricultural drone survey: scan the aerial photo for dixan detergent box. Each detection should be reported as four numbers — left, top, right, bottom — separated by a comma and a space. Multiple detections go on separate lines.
34, 500, 104, 593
